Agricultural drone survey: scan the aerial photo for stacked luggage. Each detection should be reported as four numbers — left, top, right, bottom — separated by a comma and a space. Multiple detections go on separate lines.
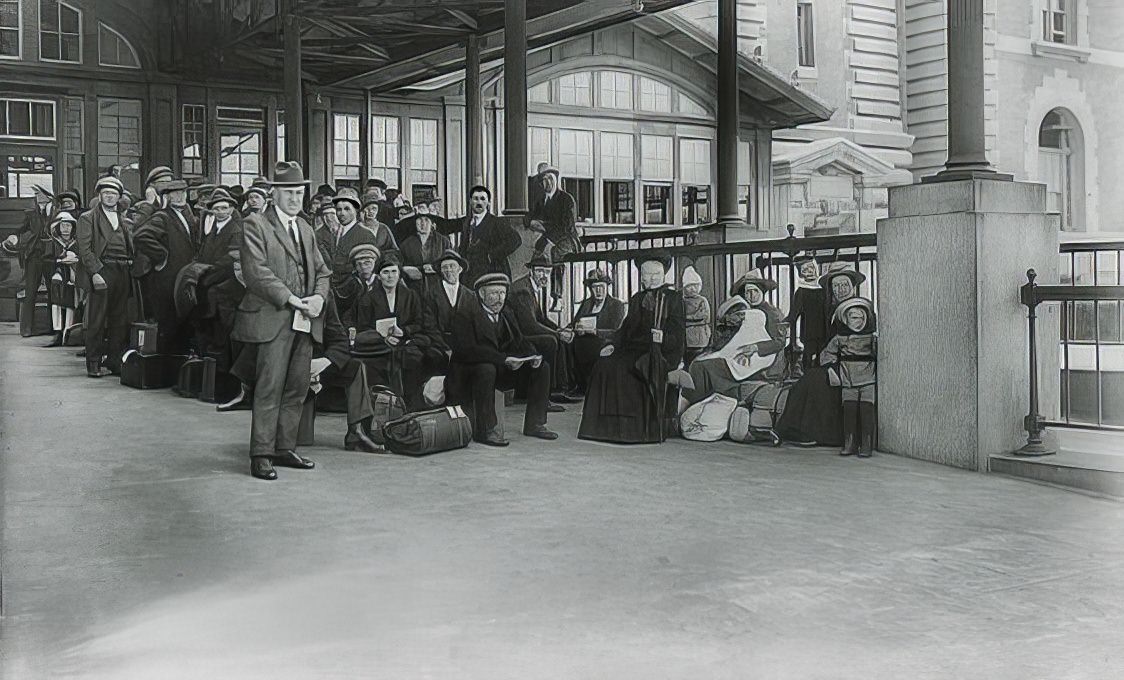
121, 322, 187, 390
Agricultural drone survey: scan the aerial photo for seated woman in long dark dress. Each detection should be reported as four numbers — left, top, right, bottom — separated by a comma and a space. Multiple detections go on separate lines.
578, 251, 685, 444
399, 212, 452, 298
774, 261, 866, 446
567, 268, 627, 395
683, 272, 787, 406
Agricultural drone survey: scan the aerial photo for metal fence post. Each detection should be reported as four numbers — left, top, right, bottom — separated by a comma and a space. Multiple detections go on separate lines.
1014, 269, 1056, 456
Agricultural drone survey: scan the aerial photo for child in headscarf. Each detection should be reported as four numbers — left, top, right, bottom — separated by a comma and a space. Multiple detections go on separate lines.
820, 297, 877, 457
681, 265, 711, 364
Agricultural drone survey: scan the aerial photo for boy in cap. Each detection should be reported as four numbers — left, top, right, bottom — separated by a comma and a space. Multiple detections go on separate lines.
75, 176, 133, 376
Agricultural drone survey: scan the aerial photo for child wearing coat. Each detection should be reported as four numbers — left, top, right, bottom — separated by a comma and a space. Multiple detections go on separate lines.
820, 297, 877, 457
44, 212, 82, 347
681, 265, 711, 365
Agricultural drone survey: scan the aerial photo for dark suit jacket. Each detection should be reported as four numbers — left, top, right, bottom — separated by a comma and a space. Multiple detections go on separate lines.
399, 230, 453, 296
439, 212, 520, 281
314, 222, 381, 287
508, 274, 558, 337
16, 206, 53, 264
75, 206, 134, 291
571, 295, 627, 340
232, 208, 332, 344
196, 214, 245, 303
526, 189, 579, 254
132, 205, 200, 280
423, 281, 476, 352
352, 283, 428, 345
449, 301, 536, 368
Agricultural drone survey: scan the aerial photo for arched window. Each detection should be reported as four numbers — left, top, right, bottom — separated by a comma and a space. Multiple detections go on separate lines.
1037, 107, 1084, 231
98, 22, 140, 68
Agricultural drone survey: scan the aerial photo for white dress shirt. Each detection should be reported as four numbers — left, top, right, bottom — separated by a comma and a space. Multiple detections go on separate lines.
442, 280, 460, 307
275, 206, 301, 245
102, 206, 120, 231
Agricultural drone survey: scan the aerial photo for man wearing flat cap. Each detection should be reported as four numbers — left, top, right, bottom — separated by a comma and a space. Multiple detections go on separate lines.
75, 176, 134, 377
232, 161, 332, 481
331, 242, 380, 322
242, 177, 270, 217
132, 165, 175, 223
132, 177, 201, 354
446, 272, 558, 446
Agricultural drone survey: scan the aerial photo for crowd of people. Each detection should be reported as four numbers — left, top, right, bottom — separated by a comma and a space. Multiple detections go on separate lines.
4, 158, 878, 480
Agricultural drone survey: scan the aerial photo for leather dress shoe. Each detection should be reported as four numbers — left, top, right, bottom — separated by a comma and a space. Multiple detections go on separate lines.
270, 450, 315, 469
550, 392, 580, 404
477, 431, 509, 447
250, 456, 277, 481
44, 333, 63, 348
345, 426, 385, 453
216, 388, 253, 412
546, 402, 565, 413
523, 425, 559, 440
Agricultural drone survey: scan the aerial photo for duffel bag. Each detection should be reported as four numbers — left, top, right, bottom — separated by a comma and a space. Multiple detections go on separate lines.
679, 393, 739, 442
370, 385, 406, 445
121, 351, 187, 390
383, 405, 473, 456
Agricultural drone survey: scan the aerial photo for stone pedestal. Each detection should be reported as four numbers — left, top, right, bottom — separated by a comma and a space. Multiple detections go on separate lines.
876, 179, 1059, 470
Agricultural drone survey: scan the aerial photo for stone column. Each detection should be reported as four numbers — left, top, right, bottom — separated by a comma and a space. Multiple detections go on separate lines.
925, 0, 1009, 182
465, 33, 484, 191
282, 0, 304, 169
715, 0, 741, 224
503, 0, 528, 216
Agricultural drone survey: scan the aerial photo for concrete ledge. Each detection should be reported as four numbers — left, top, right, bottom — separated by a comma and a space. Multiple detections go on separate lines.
887, 179, 1047, 218
989, 452, 1124, 497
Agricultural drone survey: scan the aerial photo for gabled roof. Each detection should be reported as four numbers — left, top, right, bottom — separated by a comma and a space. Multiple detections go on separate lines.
773, 137, 914, 185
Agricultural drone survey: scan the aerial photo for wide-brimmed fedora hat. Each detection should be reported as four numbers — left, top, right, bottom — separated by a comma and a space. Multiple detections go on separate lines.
583, 268, 613, 288
474, 272, 511, 290
436, 249, 468, 270
537, 165, 560, 179
207, 187, 236, 208
527, 252, 552, 269
333, 186, 362, 211
269, 161, 310, 188
819, 261, 866, 289
730, 271, 778, 297
834, 296, 874, 323
365, 177, 387, 191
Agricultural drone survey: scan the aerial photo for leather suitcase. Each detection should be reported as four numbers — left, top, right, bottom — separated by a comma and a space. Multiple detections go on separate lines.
174, 356, 206, 398
120, 351, 187, 389
383, 405, 473, 456
130, 322, 159, 355
369, 385, 406, 445
62, 322, 84, 346
198, 356, 240, 404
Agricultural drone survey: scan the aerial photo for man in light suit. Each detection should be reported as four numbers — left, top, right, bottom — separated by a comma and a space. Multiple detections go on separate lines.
232, 162, 332, 481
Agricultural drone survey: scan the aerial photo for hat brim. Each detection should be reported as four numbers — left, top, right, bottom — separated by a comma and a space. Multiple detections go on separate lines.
819, 269, 867, 289
730, 275, 779, 298
333, 196, 362, 210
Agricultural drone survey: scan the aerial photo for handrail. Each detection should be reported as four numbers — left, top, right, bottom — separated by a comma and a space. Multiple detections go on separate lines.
1033, 285, 1124, 302
1060, 240, 1124, 252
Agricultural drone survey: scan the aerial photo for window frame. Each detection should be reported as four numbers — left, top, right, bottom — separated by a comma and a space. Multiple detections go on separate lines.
180, 104, 206, 178
38, 0, 82, 64
96, 96, 143, 193
797, 1, 815, 68
97, 21, 141, 69
370, 113, 401, 189
1042, 0, 1073, 44
331, 112, 362, 181
0, 0, 22, 61
598, 71, 634, 111
0, 97, 57, 141
408, 117, 439, 188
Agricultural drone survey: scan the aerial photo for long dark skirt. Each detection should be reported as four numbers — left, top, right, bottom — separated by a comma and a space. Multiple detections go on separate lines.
774, 366, 843, 446
578, 351, 669, 444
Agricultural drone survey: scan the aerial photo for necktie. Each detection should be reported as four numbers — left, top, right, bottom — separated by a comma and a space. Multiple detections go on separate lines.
289, 219, 301, 249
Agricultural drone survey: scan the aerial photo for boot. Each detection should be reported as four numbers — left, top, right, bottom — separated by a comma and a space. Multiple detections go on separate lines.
839, 401, 859, 456
45, 332, 63, 348
86, 357, 110, 378
345, 418, 384, 453
857, 402, 876, 458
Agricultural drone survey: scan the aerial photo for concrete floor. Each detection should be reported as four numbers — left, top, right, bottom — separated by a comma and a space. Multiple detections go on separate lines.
2, 324, 1124, 679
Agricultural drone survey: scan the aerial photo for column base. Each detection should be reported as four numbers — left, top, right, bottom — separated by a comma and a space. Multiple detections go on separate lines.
922, 168, 1014, 183
1011, 439, 1057, 457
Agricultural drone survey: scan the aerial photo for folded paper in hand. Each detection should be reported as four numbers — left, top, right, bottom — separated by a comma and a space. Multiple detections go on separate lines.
292, 310, 312, 333
507, 355, 540, 369
375, 317, 398, 338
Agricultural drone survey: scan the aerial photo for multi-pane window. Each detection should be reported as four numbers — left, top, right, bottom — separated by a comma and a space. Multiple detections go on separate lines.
681, 138, 712, 226
370, 114, 400, 188
40, 0, 80, 63
529, 82, 551, 104
98, 22, 139, 68
599, 72, 633, 110
738, 140, 753, 224
1042, 0, 1072, 44
639, 77, 671, 113
409, 117, 438, 198
0, 98, 55, 139
217, 107, 264, 188
97, 98, 142, 193
601, 132, 634, 224
797, 1, 815, 67
3, 153, 55, 198
276, 110, 285, 163
1, 0, 20, 59
529, 126, 552, 170
558, 129, 593, 178
64, 96, 82, 192
332, 113, 361, 181
678, 93, 708, 116
558, 72, 592, 107
641, 135, 673, 225
181, 104, 205, 177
